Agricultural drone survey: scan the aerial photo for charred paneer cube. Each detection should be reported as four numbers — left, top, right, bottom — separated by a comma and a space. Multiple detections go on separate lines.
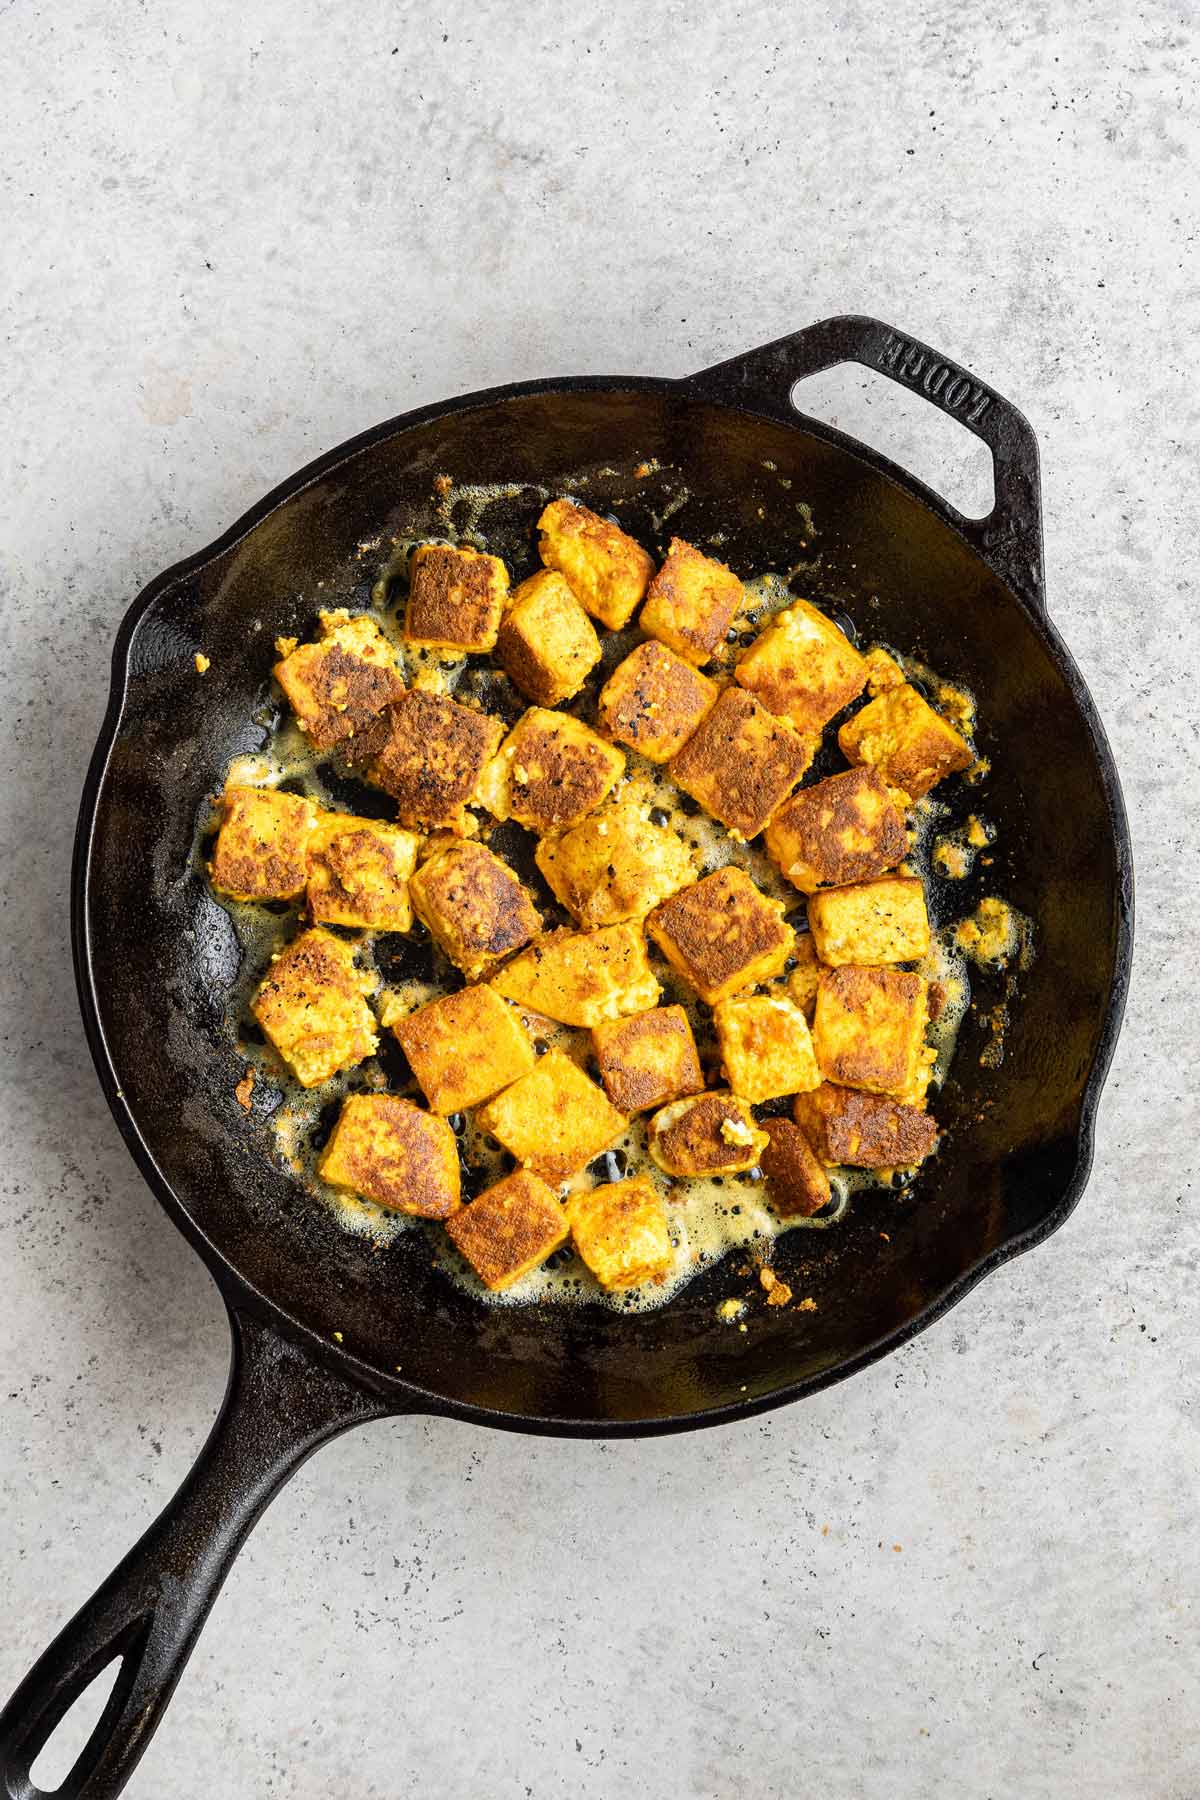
758, 1117, 831, 1218
537, 497, 655, 630
794, 1082, 938, 1168
669, 687, 815, 840
764, 767, 907, 894
318, 1094, 460, 1217
386, 983, 535, 1113
567, 1176, 673, 1291
445, 1169, 569, 1290
591, 1004, 704, 1114
713, 989, 822, 1104
369, 689, 503, 833
535, 800, 698, 929
475, 708, 625, 833
646, 866, 793, 1004
306, 812, 420, 931
647, 1092, 769, 1177
491, 923, 660, 1026
734, 597, 867, 732
403, 543, 508, 653
494, 570, 601, 706
807, 875, 931, 967
838, 681, 973, 801
210, 783, 317, 902
476, 1048, 627, 1186
811, 965, 930, 1102
408, 840, 540, 979
596, 640, 719, 762
787, 933, 822, 1022
640, 538, 744, 666
273, 610, 405, 751
252, 927, 378, 1088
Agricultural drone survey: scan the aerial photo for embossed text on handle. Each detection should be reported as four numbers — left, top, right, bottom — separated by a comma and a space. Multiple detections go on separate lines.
877, 331, 992, 425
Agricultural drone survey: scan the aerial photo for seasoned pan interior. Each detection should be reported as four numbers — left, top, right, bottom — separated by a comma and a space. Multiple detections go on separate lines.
81, 388, 1123, 1426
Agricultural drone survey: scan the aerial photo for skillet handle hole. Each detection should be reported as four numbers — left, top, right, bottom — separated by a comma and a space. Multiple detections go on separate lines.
27, 1657, 123, 1797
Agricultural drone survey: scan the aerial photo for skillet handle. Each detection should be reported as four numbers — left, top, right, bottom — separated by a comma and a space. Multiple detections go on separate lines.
0, 1307, 392, 1800
686, 314, 1046, 615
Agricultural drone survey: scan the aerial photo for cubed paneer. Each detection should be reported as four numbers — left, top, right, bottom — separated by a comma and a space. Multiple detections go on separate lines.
408, 840, 540, 978
210, 784, 317, 902
764, 767, 907, 894
758, 1118, 831, 1217
388, 984, 535, 1113
788, 934, 822, 1021
567, 1177, 673, 1291
476, 1048, 627, 1186
368, 689, 503, 833
537, 498, 654, 630
639, 537, 744, 665
318, 1094, 460, 1218
494, 570, 601, 705
252, 927, 378, 1088
806, 876, 930, 967
838, 682, 973, 800
647, 1092, 770, 1176
734, 598, 867, 732
273, 610, 405, 751
475, 708, 625, 833
713, 990, 822, 1104
445, 1169, 568, 1290
403, 543, 508, 652
669, 687, 815, 840
491, 923, 660, 1026
591, 1004, 704, 1114
596, 640, 719, 762
535, 801, 698, 929
646, 867, 793, 1005
794, 1082, 938, 1168
306, 812, 420, 931
811, 965, 929, 1101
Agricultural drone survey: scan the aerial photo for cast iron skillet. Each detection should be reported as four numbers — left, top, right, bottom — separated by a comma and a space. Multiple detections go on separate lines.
0, 316, 1132, 1800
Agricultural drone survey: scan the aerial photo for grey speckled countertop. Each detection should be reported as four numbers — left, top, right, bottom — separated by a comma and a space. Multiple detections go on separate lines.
1, 4, 1197, 1797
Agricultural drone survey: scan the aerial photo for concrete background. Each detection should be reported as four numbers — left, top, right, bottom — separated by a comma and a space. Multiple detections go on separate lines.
1, 3, 1196, 1795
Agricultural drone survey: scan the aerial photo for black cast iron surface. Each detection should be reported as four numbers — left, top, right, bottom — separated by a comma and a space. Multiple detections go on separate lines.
0, 317, 1132, 1800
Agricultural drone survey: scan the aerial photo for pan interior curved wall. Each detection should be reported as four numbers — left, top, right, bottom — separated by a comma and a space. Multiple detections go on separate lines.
84, 389, 1122, 1423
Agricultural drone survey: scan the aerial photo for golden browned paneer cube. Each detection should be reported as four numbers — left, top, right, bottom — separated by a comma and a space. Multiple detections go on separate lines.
647, 1092, 770, 1176
788, 933, 822, 1021
639, 537, 744, 666
494, 570, 601, 706
567, 1177, 673, 1291
838, 682, 973, 800
535, 801, 698, 929
404, 543, 508, 653
273, 610, 406, 751
475, 708, 625, 834
669, 687, 815, 840
811, 965, 929, 1100
408, 840, 540, 979
646, 866, 793, 1005
446, 1169, 569, 1290
252, 927, 378, 1088
491, 923, 660, 1026
369, 689, 504, 833
476, 1048, 627, 1186
596, 640, 719, 762
318, 1094, 460, 1217
758, 1118, 831, 1217
794, 1082, 938, 1168
388, 983, 535, 1114
537, 498, 654, 630
591, 1004, 704, 1114
734, 598, 868, 732
306, 812, 420, 931
713, 989, 821, 1105
210, 784, 317, 902
764, 767, 907, 894
807, 875, 931, 967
